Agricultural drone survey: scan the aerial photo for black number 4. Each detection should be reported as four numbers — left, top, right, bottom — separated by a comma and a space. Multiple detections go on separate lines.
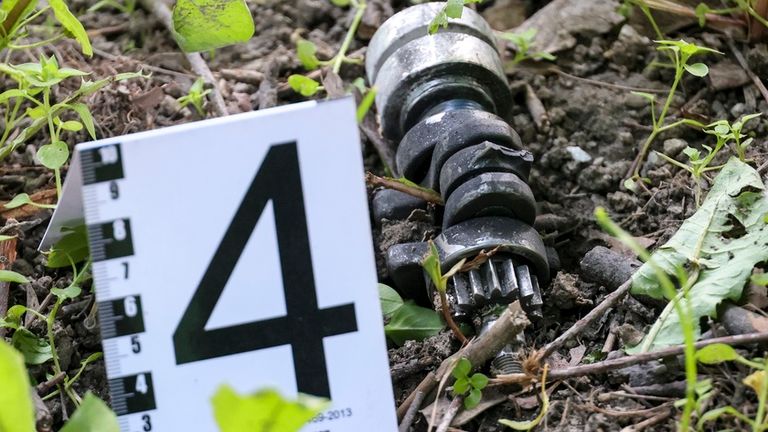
173, 142, 358, 398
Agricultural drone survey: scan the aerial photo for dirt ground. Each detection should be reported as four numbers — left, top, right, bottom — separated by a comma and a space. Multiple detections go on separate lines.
3, 0, 768, 430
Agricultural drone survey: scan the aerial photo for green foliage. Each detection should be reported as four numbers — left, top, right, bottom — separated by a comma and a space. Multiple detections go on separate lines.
12, 327, 53, 364
499, 366, 550, 430
378, 283, 404, 318
695, 346, 768, 430
171, 0, 255, 52
0, 340, 36, 432
631, 159, 768, 352
422, 240, 465, 293
288, 74, 321, 97
595, 206, 700, 430
428, 0, 483, 35
4, 192, 55, 210
47, 225, 89, 268
88, 0, 137, 14
356, 85, 376, 123
212, 385, 329, 432
499, 28, 556, 65
178, 77, 211, 116
451, 358, 489, 409
296, 38, 320, 70
626, 39, 719, 183
0, 269, 29, 284
60, 393, 120, 432
384, 302, 444, 345
49, 0, 92, 56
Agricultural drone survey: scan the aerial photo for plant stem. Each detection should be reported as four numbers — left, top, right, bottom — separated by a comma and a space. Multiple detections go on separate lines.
438, 289, 467, 344
331, 0, 367, 74
754, 358, 768, 432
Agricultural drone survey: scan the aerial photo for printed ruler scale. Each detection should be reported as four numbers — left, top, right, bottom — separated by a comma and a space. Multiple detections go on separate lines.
42, 98, 398, 432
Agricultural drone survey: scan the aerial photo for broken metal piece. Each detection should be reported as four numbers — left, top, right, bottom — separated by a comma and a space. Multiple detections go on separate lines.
368, 3, 551, 354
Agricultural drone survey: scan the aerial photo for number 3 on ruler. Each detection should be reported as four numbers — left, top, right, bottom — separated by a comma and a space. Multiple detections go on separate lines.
173, 142, 358, 398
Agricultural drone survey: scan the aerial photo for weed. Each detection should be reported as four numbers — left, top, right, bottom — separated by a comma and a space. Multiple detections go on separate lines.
624, 39, 719, 187
88, 0, 137, 14
379, 283, 444, 345
428, 0, 484, 34
422, 240, 468, 344
451, 357, 489, 409
498, 28, 556, 65
696, 344, 768, 430
178, 77, 211, 117
656, 113, 761, 206
595, 207, 700, 430
499, 365, 550, 430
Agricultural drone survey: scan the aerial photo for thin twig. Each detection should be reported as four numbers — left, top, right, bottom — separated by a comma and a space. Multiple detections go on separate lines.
399, 390, 425, 432
435, 397, 463, 432
138, 0, 228, 117
727, 38, 768, 106
396, 302, 530, 421
36, 371, 66, 395
494, 331, 768, 385
366, 172, 444, 205
535, 280, 632, 363
397, 372, 436, 421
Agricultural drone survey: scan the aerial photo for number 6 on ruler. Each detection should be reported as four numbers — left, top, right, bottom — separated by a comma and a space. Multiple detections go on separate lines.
173, 142, 358, 398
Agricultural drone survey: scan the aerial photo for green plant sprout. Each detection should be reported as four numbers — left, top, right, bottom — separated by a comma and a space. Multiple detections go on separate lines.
178, 77, 212, 117
714, 113, 762, 161
498, 28, 556, 65
288, 0, 367, 97
88, 0, 137, 14
624, 39, 719, 187
695, 0, 768, 30
3, 192, 57, 210
1, 0, 93, 54
595, 207, 700, 431
451, 357, 489, 409
428, 0, 484, 34
422, 240, 468, 344
499, 365, 550, 430
696, 344, 768, 431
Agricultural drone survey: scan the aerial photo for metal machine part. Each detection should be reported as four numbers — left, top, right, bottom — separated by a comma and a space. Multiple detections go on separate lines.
367, 3, 550, 370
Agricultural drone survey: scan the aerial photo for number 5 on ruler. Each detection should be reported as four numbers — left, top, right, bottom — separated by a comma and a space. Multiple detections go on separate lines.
173, 142, 358, 398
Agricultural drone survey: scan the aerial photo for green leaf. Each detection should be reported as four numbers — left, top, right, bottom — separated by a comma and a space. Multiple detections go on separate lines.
356, 86, 376, 123
0, 305, 27, 330
212, 385, 328, 432
630, 91, 655, 104
452, 357, 471, 379
49, 0, 93, 56
378, 283, 404, 318
296, 39, 320, 71
4, 193, 32, 209
422, 240, 444, 292
444, 0, 464, 18
60, 393, 120, 432
696, 343, 740, 364
330, 0, 351, 5
682, 147, 701, 161
0, 340, 35, 432
384, 302, 443, 345
0, 89, 26, 103
69, 103, 97, 140
470, 373, 489, 390
47, 225, 89, 268
630, 159, 768, 351
12, 328, 52, 365
0, 270, 29, 284
60, 120, 84, 132
453, 377, 470, 395
288, 74, 320, 97
684, 62, 709, 77
464, 388, 482, 409
52, 285, 82, 300
172, 0, 255, 52
37, 141, 70, 170
695, 3, 710, 27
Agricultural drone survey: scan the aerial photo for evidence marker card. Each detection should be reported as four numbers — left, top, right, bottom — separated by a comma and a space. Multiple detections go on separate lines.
42, 98, 398, 432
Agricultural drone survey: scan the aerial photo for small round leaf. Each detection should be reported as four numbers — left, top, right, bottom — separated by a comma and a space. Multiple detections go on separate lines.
37, 141, 70, 169
696, 343, 739, 364
684, 62, 709, 77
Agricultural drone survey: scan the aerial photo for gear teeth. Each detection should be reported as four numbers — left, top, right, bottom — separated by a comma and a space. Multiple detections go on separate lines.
447, 257, 544, 320
469, 269, 486, 306
482, 260, 502, 299
452, 273, 473, 314
496, 258, 518, 300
